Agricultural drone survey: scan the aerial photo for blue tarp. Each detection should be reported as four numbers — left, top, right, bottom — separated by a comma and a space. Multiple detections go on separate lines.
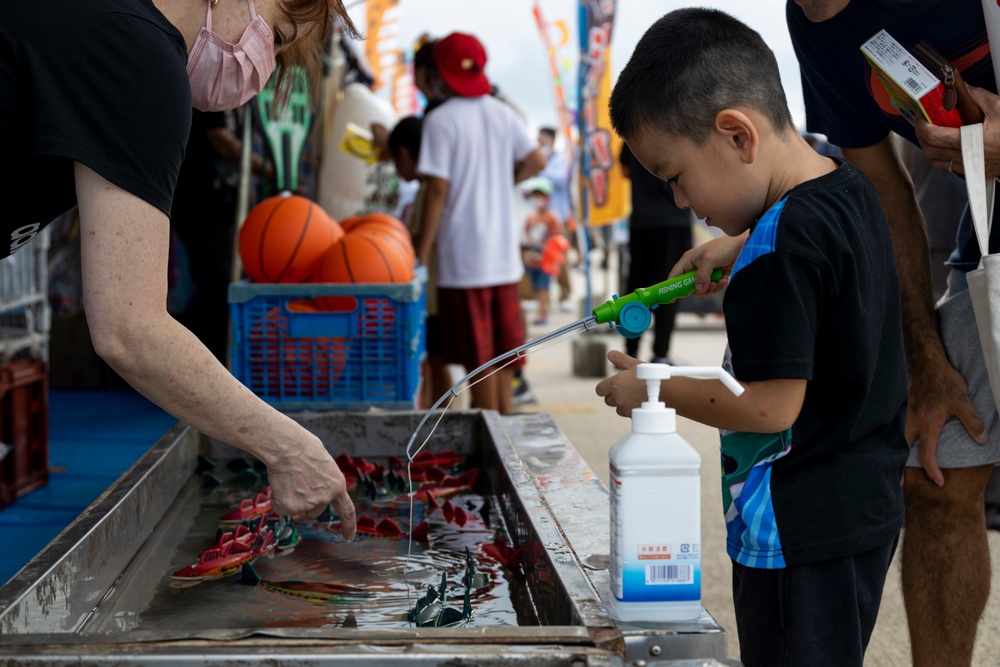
0, 390, 173, 586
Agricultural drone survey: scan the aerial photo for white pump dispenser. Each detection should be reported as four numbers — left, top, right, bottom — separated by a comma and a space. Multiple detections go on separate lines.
609, 363, 744, 623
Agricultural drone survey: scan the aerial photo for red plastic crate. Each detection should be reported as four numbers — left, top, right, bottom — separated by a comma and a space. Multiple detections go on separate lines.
0, 358, 48, 508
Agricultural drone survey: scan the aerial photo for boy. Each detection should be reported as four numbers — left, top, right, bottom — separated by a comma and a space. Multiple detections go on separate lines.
595, 9, 908, 666
522, 178, 565, 326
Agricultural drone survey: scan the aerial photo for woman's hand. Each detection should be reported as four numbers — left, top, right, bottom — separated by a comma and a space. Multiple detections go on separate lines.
266, 434, 357, 538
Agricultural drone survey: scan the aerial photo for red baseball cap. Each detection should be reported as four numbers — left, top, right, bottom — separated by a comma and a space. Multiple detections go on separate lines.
434, 32, 491, 98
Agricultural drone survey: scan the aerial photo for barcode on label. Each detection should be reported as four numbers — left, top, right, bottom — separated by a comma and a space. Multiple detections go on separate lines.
904, 77, 922, 93
646, 564, 693, 585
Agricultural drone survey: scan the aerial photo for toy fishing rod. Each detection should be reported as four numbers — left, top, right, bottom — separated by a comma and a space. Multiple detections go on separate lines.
403, 268, 723, 459
591, 267, 723, 339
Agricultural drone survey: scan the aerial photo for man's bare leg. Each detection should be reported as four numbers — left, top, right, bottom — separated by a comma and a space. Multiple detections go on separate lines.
468, 367, 516, 415
470, 370, 500, 411
902, 464, 993, 667
496, 367, 515, 415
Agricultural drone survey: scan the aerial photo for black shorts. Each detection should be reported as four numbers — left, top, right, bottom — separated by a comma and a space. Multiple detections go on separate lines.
425, 314, 441, 357
732, 537, 898, 667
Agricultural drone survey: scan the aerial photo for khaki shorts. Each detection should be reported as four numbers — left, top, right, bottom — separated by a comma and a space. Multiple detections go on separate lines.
907, 273, 1000, 468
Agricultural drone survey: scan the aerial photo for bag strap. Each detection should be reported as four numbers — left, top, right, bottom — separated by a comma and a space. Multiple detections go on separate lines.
960, 122, 995, 258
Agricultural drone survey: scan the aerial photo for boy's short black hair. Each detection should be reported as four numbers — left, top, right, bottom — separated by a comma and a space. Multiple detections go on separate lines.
609, 8, 794, 144
389, 116, 422, 160
539, 127, 557, 140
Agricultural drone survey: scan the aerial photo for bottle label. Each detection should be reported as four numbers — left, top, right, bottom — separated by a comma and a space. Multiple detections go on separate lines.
611, 471, 701, 603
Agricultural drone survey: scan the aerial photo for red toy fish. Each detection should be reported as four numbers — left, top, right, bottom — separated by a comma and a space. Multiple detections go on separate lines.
219, 487, 274, 526
171, 515, 275, 584
482, 535, 522, 568
327, 515, 429, 539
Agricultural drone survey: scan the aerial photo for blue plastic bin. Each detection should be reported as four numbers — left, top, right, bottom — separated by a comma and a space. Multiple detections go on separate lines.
228, 268, 426, 411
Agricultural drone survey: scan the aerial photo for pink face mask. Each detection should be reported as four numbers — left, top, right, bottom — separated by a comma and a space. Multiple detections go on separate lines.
186, 0, 277, 112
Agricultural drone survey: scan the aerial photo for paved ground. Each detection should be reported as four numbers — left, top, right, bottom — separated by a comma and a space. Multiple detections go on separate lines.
508, 268, 1000, 666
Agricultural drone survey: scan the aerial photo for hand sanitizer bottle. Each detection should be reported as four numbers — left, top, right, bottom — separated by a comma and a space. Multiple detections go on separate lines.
609, 363, 744, 623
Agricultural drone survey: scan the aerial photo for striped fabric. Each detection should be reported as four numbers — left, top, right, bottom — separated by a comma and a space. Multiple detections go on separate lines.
721, 196, 793, 569
731, 198, 787, 280
724, 439, 791, 569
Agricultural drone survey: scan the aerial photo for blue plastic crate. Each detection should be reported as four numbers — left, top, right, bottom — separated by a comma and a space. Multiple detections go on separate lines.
228, 268, 426, 411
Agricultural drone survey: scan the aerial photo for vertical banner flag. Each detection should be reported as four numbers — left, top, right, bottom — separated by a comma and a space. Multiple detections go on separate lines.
365, 0, 402, 94
578, 0, 627, 227
393, 50, 419, 115
533, 2, 574, 149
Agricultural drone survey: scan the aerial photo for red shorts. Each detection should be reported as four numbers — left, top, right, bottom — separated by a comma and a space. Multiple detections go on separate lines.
437, 282, 526, 371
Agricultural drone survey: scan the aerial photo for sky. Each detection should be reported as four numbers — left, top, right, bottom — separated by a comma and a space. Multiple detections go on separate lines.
345, 0, 807, 136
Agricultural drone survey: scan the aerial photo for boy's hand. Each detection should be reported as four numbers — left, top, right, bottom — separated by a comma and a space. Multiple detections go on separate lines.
669, 232, 747, 294
595, 351, 645, 417
370, 122, 391, 163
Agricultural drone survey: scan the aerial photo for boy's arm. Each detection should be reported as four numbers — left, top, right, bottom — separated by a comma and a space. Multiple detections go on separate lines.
841, 138, 986, 484
668, 232, 747, 295
415, 175, 449, 266
596, 351, 806, 433
548, 213, 563, 236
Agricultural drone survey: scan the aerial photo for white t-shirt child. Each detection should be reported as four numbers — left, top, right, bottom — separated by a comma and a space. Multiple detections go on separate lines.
417, 95, 536, 288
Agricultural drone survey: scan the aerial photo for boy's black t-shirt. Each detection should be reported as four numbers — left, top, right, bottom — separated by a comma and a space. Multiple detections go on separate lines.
0, 0, 190, 259
720, 161, 908, 568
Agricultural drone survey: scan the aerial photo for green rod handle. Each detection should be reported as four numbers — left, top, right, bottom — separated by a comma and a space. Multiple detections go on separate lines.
592, 268, 724, 325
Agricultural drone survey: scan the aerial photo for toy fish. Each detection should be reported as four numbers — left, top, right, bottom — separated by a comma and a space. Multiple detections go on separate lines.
408, 571, 472, 628
462, 546, 491, 590
219, 487, 274, 526
269, 515, 302, 554
171, 515, 275, 585
327, 515, 429, 540
482, 535, 522, 568
335, 453, 379, 477
356, 470, 410, 502
440, 500, 469, 527
407, 469, 481, 503
402, 450, 466, 469
240, 563, 374, 604
407, 548, 488, 627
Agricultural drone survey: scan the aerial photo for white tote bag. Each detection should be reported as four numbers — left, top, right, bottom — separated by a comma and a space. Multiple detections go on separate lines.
962, 122, 1000, 414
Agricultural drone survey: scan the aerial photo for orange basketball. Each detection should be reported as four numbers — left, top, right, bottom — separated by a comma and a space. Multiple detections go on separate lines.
340, 212, 409, 236
239, 194, 343, 283
314, 235, 414, 309
350, 224, 415, 263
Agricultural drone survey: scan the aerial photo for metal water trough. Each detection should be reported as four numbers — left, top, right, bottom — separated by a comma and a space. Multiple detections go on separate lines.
0, 410, 735, 666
